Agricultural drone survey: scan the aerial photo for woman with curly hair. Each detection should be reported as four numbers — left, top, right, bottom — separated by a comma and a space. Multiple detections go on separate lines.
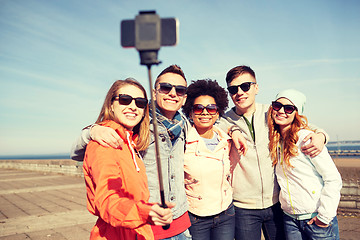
182, 79, 235, 240
268, 89, 342, 240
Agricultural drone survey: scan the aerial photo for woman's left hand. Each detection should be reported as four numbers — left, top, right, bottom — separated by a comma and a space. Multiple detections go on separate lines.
307, 216, 329, 228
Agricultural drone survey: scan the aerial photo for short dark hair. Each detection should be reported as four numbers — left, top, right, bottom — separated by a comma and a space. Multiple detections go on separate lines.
225, 65, 256, 85
182, 79, 228, 118
155, 64, 186, 86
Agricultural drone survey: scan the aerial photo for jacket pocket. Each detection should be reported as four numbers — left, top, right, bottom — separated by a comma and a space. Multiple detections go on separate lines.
186, 192, 202, 200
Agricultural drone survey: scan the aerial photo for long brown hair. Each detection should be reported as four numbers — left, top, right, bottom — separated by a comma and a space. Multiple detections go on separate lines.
95, 78, 150, 151
267, 106, 311, 167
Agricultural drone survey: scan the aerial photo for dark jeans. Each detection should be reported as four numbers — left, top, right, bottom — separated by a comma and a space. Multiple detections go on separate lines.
234, 202, 285, 240
188, 203, 235, 240
283, 214, 340, 240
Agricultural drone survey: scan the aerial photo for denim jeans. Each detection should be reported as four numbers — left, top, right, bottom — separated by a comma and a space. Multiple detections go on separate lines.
234, 202, 285, 240
161, 229, 192, 240
188, 203, 235, 240
283, 214, 340, 240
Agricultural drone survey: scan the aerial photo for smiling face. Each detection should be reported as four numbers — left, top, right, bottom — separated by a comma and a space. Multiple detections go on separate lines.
111, 84, 145, 130
190, 95, 219, 137
272, 97, 296, 134
154, 73, 187, 119
228, 73, 258, 116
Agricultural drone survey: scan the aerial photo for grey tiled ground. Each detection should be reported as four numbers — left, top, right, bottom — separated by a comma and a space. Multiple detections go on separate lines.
0, 168, 359, 240
0, 169, 96, 240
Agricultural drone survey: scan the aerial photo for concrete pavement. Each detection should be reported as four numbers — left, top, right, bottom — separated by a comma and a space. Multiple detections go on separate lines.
0, 168, 359, 240
0, 168, 96, 239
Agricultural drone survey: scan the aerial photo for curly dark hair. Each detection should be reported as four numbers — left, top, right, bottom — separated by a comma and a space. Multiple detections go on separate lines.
182, 79, 228, 118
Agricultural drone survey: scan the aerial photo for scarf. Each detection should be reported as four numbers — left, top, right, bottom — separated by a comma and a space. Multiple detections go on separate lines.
150, 103, 184, 145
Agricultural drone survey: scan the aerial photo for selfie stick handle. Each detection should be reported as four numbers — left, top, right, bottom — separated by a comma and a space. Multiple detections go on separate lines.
146, 64, 170, 230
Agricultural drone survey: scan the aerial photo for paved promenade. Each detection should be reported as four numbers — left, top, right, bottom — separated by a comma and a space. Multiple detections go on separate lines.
0, 168, 359, 240
0, 168, 96, 239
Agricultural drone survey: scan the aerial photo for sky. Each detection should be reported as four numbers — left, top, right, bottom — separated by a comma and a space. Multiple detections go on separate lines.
0, 0, 359, 156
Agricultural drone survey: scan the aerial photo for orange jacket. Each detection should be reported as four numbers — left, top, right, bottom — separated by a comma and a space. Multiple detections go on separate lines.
83, 120, 154, 240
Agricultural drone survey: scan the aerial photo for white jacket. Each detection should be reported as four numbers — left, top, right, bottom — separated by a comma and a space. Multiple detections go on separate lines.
276, 129, 342, 224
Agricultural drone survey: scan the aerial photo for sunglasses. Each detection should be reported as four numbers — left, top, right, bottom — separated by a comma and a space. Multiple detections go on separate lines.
112, 94, 148, 109
192, 104, 218, 115
272, 101, 297, 114
227, 82, 256, 95
158, 82, 187, 96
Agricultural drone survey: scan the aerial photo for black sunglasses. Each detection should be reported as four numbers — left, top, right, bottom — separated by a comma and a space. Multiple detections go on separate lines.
192, 104, 218, 115
158, 82, 187, 96
272, 101, 297, 114
112, 94, 148, 109
227, 82, 256, 95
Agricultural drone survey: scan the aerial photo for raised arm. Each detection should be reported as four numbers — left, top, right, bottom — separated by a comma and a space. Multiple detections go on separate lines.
217, 116, 248, 155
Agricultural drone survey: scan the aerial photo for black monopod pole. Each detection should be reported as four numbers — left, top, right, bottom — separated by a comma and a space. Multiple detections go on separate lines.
146, 64, 170, 230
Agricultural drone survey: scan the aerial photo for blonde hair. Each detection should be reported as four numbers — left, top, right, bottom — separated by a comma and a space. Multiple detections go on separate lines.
267, 106, 311, 167
95, 78, 150, 151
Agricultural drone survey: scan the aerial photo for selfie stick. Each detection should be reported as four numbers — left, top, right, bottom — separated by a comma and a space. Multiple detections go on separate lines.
143, 52, 170, 230
133, 11, 170, 230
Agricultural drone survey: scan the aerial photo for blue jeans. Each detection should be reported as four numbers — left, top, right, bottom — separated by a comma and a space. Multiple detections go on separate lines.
161, 229, 192, 240
283, 214, 340, 240
188, 203, 235, 240
234, 202, 285, 240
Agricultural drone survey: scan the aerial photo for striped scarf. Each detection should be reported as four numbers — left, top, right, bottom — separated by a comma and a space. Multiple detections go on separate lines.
150, 104, 184, 145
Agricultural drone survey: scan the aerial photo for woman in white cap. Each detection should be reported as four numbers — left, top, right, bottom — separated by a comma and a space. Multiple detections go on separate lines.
267, 89, 342, 240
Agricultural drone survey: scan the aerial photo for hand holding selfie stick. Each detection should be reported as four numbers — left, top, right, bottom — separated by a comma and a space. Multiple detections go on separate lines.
121, 10, 178, 230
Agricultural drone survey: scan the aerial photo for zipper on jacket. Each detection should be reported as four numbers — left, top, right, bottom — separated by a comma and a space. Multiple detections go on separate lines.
240, 115, 265, 208
185, 179, 199, 185
126, 132, 140, 172
279, 144, 296, 214
220, 150, 226, 206
254, 144, 265, 208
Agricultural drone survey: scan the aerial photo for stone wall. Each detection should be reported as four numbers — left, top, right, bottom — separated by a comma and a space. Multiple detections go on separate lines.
1, 159, 359, 215
337, 166, 360, 216
0, 159, 83, 177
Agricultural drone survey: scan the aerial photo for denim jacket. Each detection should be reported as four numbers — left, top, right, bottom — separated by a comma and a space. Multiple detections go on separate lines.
141, 114, 189, 219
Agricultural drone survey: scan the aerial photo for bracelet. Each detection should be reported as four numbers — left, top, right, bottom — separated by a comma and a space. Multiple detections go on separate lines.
229, 128, 241, 137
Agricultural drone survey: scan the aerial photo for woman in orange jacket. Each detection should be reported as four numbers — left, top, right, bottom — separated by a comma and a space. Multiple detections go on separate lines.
83, 78, 174, 240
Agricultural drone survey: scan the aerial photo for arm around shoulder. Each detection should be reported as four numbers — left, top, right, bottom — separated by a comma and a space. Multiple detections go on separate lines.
308, 123, 330, 144
70, 124, 123, 161
70, 125, 92, 161
301, 124, 330, 158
